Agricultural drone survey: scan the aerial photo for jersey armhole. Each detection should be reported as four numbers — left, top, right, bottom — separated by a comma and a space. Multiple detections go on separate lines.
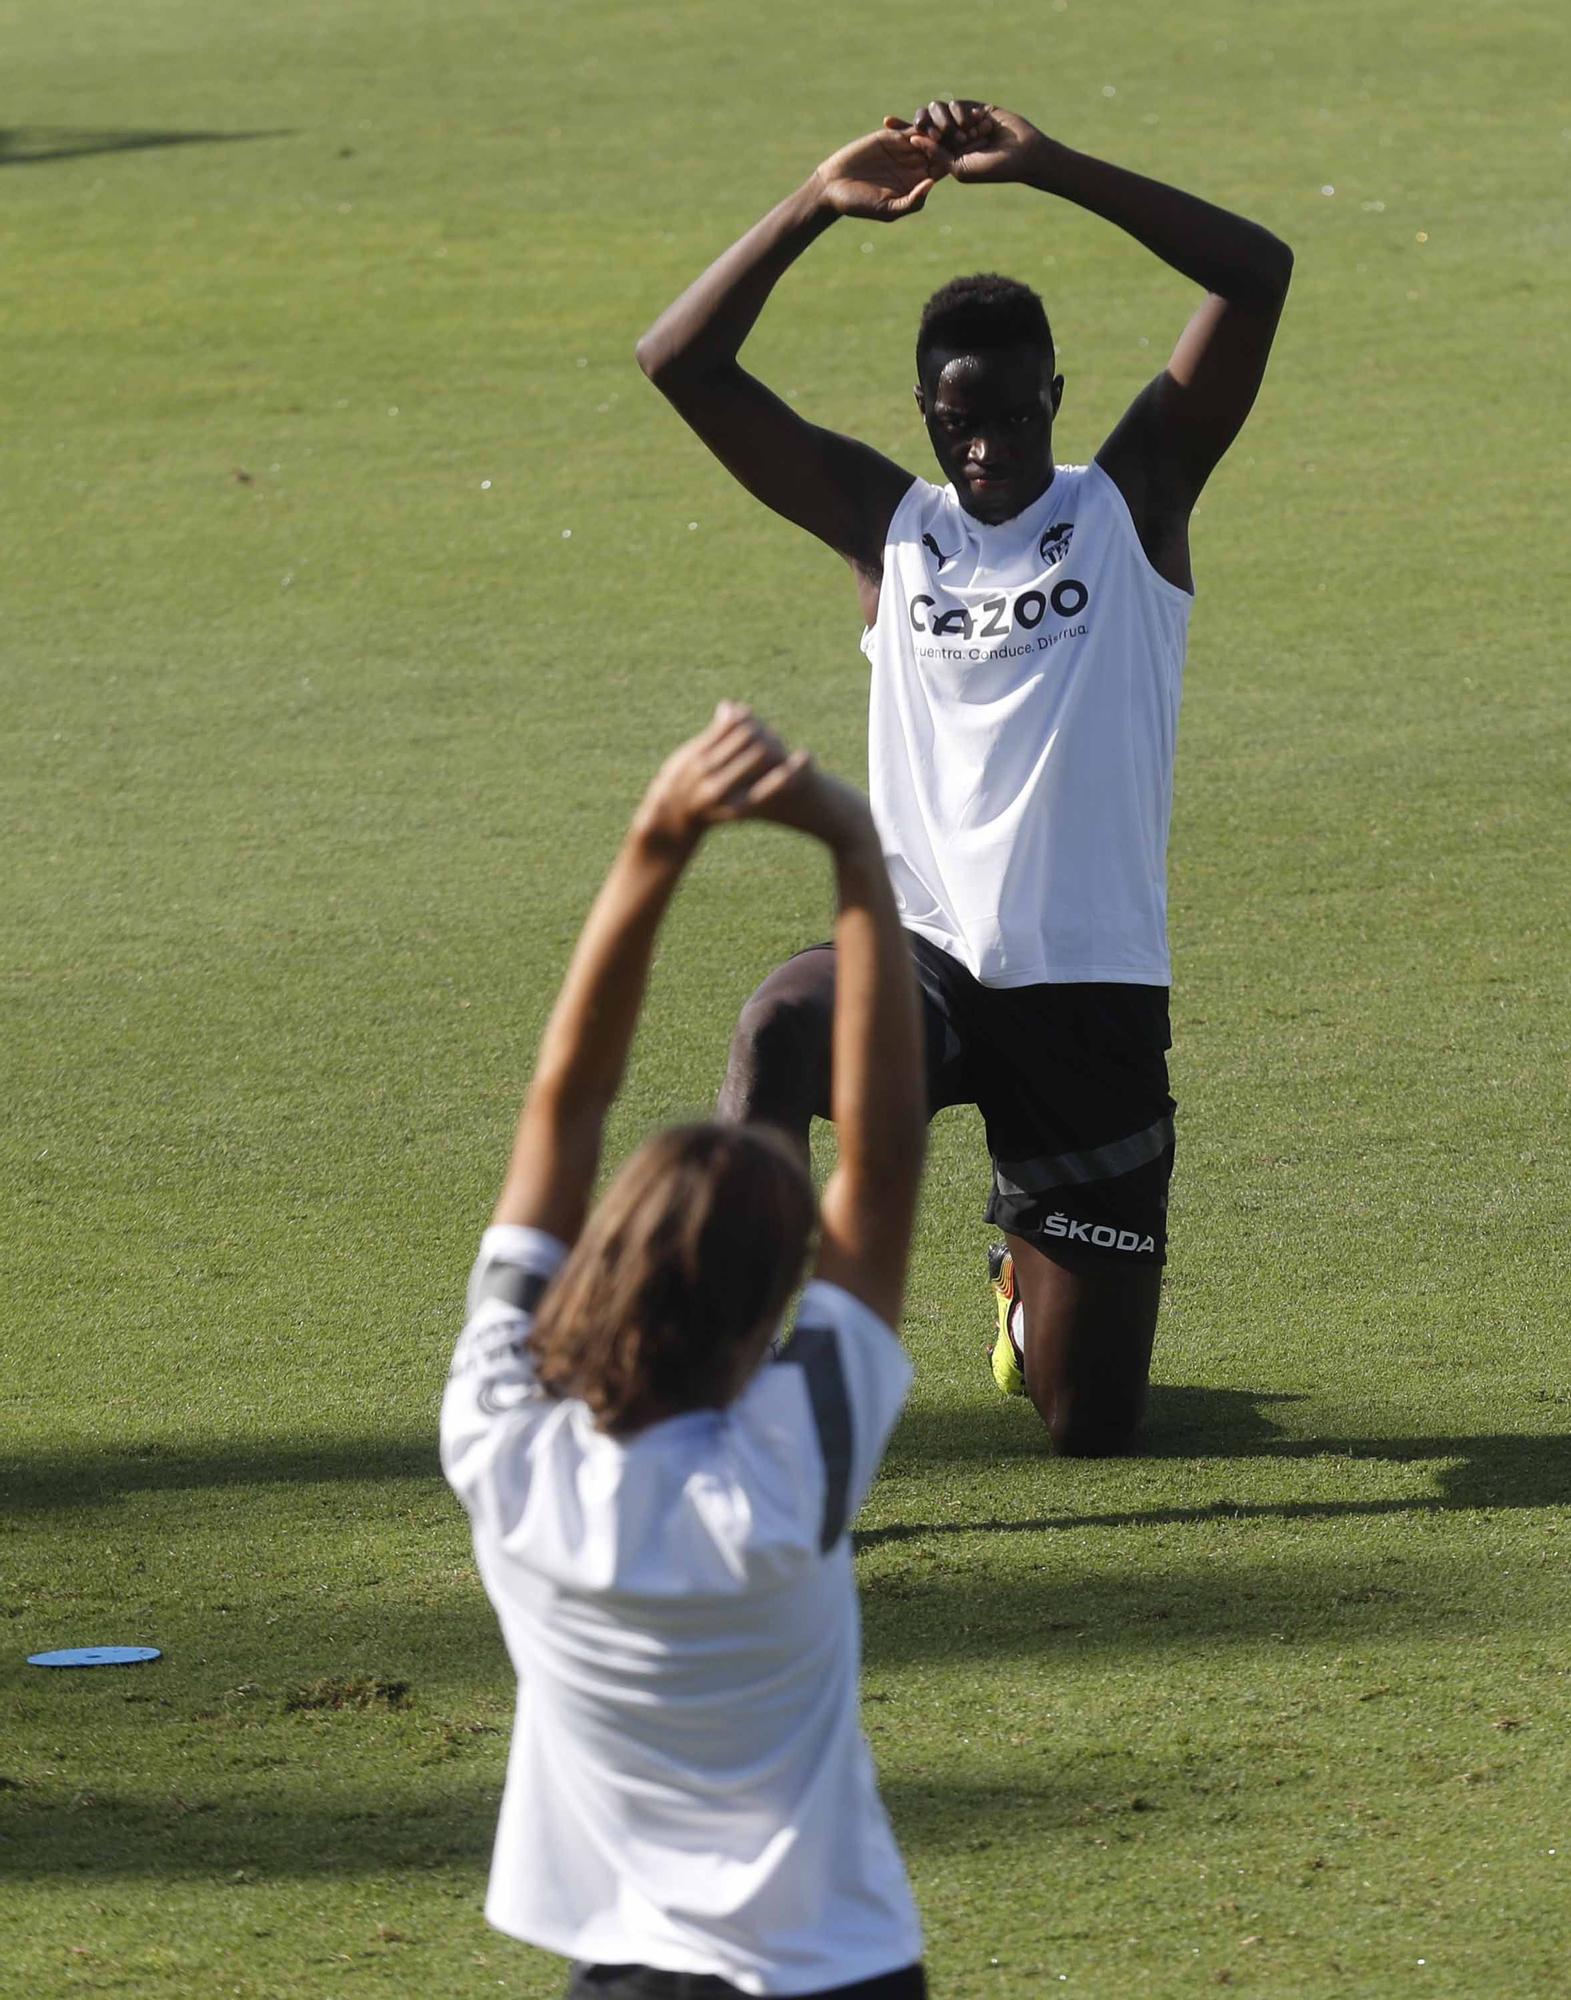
861, 475, 934, 660
1088, 460, 1197, 607
882, 476, 934, 564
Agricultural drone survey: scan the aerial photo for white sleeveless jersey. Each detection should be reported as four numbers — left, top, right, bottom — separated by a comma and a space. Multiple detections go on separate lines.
861, 462, 1192, 987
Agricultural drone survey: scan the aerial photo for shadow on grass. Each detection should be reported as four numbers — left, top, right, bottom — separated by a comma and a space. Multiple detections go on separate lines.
0, 126, 293, 167
886, 1383, 1304, 1469
856, 1537, 1521, 1667
0, 1767, 1114, 1880
10, 1535, 1524, 1695
2, 1435, 438, 1513
5, 1402, 1566, 1885
6, 1385, 1568, 1528
0, 1779, 496, 1881
863, 1383, 1571, 1549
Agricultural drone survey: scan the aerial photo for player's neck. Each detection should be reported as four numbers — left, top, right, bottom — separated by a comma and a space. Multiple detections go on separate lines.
955, 457, 1056, 527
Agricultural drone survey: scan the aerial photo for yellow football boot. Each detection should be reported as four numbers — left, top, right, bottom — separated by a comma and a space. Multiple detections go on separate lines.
987, 1242, 1026, 1397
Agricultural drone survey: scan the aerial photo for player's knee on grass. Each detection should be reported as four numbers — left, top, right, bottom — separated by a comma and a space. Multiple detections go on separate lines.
716, 956, 834, 1138
1031, 1378, 1147, 1457
1023, 1336, 1150, 1455
1012, 1245, 1159, 1456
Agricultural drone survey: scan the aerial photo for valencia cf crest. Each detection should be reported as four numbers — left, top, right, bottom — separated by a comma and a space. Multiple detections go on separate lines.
1038, 521, 1074, 567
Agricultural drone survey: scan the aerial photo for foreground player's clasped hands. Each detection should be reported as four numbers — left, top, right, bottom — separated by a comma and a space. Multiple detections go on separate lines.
632, 700, 876, 860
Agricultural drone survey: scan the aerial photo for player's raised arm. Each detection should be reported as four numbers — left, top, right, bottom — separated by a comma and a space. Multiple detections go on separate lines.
815, 787, 926, 1326
903, 100, 1293, 589
492, 705, 797, 1245
743, 763, 926, 1326
635, 128, 947, 603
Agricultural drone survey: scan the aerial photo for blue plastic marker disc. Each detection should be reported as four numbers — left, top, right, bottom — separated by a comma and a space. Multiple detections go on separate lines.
27, 1647, 162, 1669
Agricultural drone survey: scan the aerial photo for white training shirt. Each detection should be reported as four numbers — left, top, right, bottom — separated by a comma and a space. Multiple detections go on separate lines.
862, 462, 1193, 987
440, 1223, 921, 1996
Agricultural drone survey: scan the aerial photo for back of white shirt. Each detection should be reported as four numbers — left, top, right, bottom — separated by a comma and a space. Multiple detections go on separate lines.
441, 1225, 920, 1998
863, 462, 1193, 987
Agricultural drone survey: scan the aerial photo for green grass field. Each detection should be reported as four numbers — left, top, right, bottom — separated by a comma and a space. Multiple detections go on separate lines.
5, 2, 1569, 1994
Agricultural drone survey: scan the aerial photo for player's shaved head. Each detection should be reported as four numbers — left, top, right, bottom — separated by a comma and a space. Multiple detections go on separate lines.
916, 273, 1054, 382
913, 275, 1062, 523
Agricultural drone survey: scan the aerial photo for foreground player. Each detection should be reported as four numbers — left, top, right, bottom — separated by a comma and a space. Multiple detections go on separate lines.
637, 99, 1292, 1453
442, 706, 928, 1998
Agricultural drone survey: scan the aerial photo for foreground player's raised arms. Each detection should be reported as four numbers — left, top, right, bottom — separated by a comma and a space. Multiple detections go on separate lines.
493, 705, 806, 1244
492, 708, 924, 1323
901, 100, 1293, 592
636, 129, 945, 621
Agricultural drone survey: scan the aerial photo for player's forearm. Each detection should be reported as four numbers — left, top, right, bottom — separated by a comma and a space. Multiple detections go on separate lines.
827, 839, 926, 1193
525, 829, 688, 1120
494, 831, 688, 1248
635, 179, 836, 388
1025, 139, 1292, 306
494, 826, 684, 1228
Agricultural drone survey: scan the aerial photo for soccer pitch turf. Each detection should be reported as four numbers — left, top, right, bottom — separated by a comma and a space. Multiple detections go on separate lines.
4, 2, 1569, 1994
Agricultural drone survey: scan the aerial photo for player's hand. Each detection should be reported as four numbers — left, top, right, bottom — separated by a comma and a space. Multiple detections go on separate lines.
633, 703, 796, 855
728, 746, 881, 859
884, 101, 1048, 186
812, 127, 947, 223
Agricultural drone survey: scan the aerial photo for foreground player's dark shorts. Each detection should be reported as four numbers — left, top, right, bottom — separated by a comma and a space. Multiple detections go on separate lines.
568, 1963, 926, 1998
910, 933, 1176, 1271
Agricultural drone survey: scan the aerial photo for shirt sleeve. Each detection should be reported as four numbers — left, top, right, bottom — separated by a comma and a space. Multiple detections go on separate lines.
440, 1223, 569, 1530
774, 1279, 914, 1550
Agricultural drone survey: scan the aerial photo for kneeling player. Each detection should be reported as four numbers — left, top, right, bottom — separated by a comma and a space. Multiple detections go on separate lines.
637, 98, 1292, 1452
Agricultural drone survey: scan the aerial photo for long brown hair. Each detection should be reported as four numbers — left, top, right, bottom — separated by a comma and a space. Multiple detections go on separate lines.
529, 1123, 816, 1435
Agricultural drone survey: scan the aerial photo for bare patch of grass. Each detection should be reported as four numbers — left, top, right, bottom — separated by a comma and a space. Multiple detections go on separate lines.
282, 1675, 411, 1714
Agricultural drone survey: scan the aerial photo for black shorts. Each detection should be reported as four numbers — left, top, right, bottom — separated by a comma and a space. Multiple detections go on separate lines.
910, 934, 1176, 1271
567, 1963, 926, 1999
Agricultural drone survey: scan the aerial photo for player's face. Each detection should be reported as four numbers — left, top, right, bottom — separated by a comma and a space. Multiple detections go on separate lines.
916, 344, 1063, 525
